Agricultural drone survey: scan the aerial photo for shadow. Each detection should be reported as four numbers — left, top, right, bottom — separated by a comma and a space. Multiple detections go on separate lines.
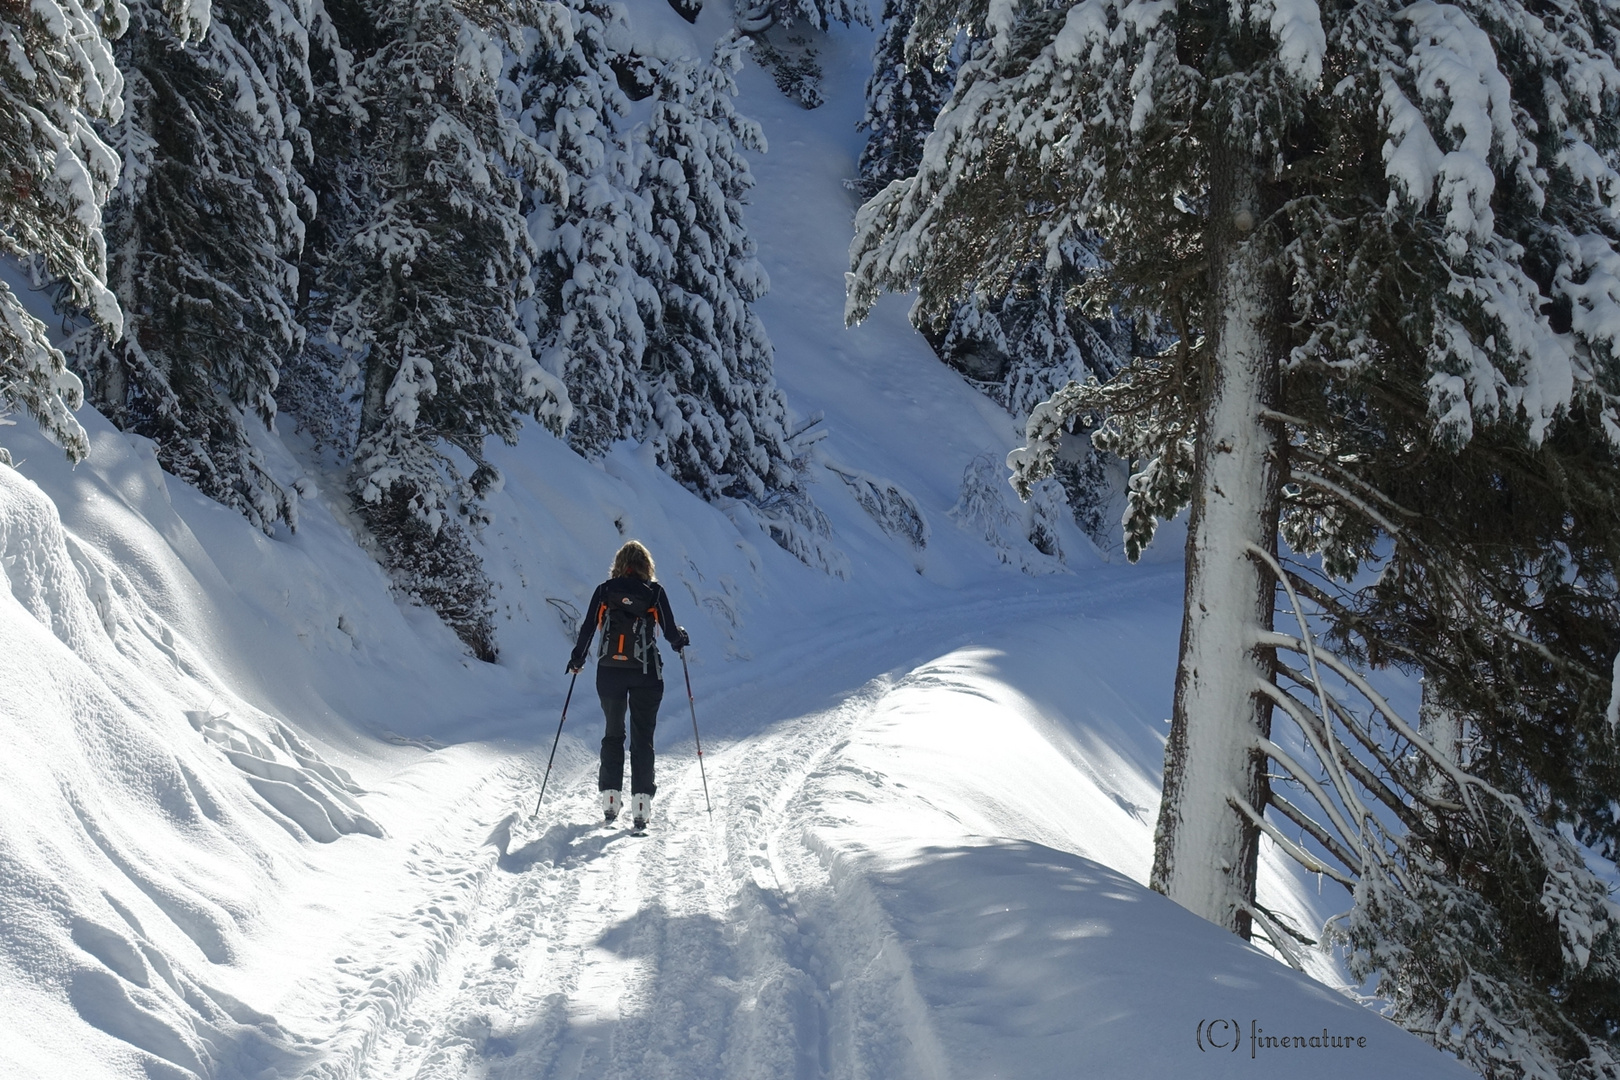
467, 905, 762, 1080
493, 817, 629, 874
851, 838, 1471, 1080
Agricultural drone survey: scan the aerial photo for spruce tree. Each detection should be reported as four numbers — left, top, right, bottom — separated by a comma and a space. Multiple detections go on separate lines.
855, 0, 1130, 543
333, 0, 568, 659
735, 0, 867, 33
850, 0, 951, 200
922, 242, 1125, 419
277, 0, 364, 456
848, 0, 1620, 1074
0, 0, 131, 463
640, 37, 796, 501
515, 0, 659, 461
69, 0, 319, 531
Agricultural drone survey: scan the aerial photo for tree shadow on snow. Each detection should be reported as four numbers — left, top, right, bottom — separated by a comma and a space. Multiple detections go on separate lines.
859, 839, 1468, 1080
472, 905, 762, 1080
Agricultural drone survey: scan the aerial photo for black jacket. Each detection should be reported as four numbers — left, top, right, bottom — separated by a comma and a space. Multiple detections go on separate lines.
569, 577, 688, 672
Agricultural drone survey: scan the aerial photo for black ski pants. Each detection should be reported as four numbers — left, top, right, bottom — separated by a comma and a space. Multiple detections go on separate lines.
596, 664, 663, 796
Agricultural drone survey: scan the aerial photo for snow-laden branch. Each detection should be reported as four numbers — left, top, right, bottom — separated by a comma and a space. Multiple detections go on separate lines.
1289, 469, 1403, 536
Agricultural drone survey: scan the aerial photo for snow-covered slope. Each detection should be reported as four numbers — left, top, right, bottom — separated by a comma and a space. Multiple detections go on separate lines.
0, 4, 1474, 1079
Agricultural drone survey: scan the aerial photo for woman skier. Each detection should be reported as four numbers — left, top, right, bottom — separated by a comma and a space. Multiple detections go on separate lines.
568, 540, 689, 830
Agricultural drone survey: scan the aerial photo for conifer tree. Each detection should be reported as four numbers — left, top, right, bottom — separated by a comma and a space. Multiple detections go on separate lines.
922, 241, 1125, 419
849, 0, 1620, 1074
854, 0, 1128, 537
735, 0, 867, 34
850, 0, 951, 200
69, 0, 319, 531
515, 0, 660, 461
276, 0, 363, 456
0, 0, 131, 463
333, 0, 568, 659
519, 15, 799, 505
640, 37, 796, 501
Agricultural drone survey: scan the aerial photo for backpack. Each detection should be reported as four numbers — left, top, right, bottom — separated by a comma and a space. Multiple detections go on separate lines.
596, 580, 661, 674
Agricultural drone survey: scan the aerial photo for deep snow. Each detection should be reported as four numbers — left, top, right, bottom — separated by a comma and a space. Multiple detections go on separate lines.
0, 3, 1477, 1078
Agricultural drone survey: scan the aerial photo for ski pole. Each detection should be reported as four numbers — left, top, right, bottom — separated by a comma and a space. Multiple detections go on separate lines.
534, 671, 578, 817
680, 651, 712, 815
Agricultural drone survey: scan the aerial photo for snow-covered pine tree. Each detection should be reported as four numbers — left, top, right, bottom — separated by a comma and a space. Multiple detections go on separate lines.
735, 0, 867, 34
640, 36, 796, 502
333, 0, 569, 660
69, 0, 322, 531
515, 0, 660, 462
520, 18, 803, 514
850, 0, 951, 200
923, 243, 1123, 421
0, 0, 130, 463
849, 0, 1620, 1073
736, 0, 867, 112
924, 247, 1135, 545
855, 0, 1130, 544
276, 0, 362, 456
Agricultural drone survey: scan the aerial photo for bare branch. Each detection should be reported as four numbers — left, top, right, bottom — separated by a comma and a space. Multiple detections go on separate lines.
1241, 900, 1309, 971
1249, 543, 1366, 824
1270, 793, 1364, 878
1252, 709, 1362, 851
1274, 661, 1428, 830
1260, 630, 1489, 824
1232, 792, 1358, 886
1289, 447, 1420, 518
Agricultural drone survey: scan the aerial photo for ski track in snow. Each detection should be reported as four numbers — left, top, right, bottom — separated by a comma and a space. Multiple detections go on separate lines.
316, 678, 898, 1080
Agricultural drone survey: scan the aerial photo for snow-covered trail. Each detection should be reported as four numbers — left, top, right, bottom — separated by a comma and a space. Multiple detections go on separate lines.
237, 574, 1157, 1080
223, 569, 1466, 1080
267, 669, 892, 1080
351, 690, 872, 1080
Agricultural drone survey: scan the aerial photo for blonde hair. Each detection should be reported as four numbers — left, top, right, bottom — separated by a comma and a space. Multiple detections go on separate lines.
610, 540, 656, 581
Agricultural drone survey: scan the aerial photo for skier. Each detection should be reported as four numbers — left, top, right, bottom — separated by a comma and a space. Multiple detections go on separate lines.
568, 540, 689, 830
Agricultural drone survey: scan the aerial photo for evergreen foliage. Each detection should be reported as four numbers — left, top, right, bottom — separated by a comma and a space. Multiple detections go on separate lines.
921, 240, 1124, 419
520, 20, 803, 510
0, 0, 130, 462
851, 0, 951, 199
736, 0, 867, 34
641, 37, 796, 501
71, 0, 323, 531
331, 0, 569, 658
854, 0, 1130, 541
277, 0, 364, 457
516, 0, 659, 461
848, 0, 1620, 1074
16, 0, 835, 651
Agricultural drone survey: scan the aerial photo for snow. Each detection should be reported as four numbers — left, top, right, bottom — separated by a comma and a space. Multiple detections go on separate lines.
1251, 0, 1325, 87
1608, 649, 1620, 732
0, 3, 1481, 1078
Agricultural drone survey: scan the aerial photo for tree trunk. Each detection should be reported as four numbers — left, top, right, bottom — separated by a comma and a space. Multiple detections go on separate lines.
1149, 138, 1286, 939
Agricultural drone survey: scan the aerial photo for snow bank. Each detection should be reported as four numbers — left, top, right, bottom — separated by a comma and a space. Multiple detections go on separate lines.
0, 461, 308, 1079
770, 633, 1477, 1080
